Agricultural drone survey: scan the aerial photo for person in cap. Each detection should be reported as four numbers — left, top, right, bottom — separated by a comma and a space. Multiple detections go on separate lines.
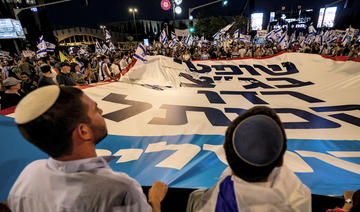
37, 65, 56, 88
187, 106, 311, 212
56, 62, 77, 86
8, 86, 168, 212
0, 77, 24, 109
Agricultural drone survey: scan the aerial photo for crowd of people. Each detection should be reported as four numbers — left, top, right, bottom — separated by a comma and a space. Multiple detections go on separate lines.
1, 31, 359, 110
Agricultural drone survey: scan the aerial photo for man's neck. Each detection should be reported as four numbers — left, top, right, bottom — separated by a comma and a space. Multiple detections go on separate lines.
55, 143, 97, 161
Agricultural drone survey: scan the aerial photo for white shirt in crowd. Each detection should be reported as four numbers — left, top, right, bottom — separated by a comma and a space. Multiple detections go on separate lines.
8, 156, 152, 212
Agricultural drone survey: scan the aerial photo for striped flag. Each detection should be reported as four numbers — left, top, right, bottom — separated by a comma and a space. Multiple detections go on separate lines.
134, 43, 147, 62
105, 30, 111, 43
308, 23, 317, 35
36, 36, 47, 58
160, 29, 167, 44
233, 29, 240, 40
95, 40, 103, 54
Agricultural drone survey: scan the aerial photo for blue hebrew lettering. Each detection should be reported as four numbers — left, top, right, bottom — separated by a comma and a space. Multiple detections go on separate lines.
149, 105, 231, 126
102, 93, 152, 122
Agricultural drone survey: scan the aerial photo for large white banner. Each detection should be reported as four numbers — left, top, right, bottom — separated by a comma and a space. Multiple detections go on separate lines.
1, 53, 359, 199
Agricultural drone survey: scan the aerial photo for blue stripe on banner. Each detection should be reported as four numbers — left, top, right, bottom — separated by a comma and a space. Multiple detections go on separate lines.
215, 176, 239, 212
0, 115, 359, 200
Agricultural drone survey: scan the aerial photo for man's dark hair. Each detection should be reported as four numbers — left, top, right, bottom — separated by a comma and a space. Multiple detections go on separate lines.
101, 55, 107, 61
17, 87, 91, 158
223, 106, 287, 182
40, 65, 51, 73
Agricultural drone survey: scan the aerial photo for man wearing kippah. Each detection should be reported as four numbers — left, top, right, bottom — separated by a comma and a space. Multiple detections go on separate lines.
187, 106, 311, 212
8, 85, 168, 212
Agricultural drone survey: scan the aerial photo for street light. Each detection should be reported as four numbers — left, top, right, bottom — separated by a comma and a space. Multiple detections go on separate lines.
129, 7, 138, 40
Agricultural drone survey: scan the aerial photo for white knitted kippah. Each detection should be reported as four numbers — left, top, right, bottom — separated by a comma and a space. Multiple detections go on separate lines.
15, 85, 61, 124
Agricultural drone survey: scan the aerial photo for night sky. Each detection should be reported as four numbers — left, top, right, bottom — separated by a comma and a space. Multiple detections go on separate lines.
44, 0, 360, 28
45, 0, 248, 27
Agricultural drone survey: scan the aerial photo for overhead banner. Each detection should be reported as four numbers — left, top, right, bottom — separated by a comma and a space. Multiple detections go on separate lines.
1, 53, 360, 200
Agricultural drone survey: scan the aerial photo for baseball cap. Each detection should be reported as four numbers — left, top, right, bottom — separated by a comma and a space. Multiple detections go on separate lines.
3, 77, 21, 87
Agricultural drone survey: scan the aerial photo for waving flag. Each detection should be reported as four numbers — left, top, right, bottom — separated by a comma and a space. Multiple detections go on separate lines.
134, 43, 147, 62
341, 26, 355, 46
109, 42, 116, 51
289, 32, 296, 43
105, 30, 111, 43
102, 43, 110, 54
36, 36, 47, 58
308, 23, 317, 35
233, 29, 240, 40
95, 40, 103, 54
46, 42, 56, 52
160, 29, 167, 44
278, 31, 288, 49
185, 34, 194, 47
171, 31, 178, 41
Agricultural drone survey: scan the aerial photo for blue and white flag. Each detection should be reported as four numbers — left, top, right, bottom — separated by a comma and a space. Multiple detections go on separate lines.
213, 31, 220, 40
308, 23, 317, 35
341, 26, 355, 46
95, 41, 103, 54
105, 30, 111, 43
278, 31, 288, 48
171, 31, 178, 41
160, 29, 167, 44
239, 34, 251, 44
185, 34, 194, 47
219, 22, 234, 34
102, 43, 110, 54
134, 43, 147, 62
109, 42, 116, 51
78, 47, 89, 56
36, 36, 47, 58
267, 28, 282, 43
289, 32, 296, 43
46, 42, 56, 52
233, 29, 240, 41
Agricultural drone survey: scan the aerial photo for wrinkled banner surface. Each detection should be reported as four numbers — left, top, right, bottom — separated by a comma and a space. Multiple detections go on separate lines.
1, 53, 359, 199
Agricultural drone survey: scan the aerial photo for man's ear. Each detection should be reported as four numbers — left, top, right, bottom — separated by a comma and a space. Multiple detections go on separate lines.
75, 123, 93, 141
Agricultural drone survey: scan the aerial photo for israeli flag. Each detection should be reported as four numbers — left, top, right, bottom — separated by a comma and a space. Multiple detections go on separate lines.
134, 43, 147, 62
289, 32, 296, 43
109, 42, 116, 51
36, 36, 47, 58
95, 41, 103, 54
160, 29, 167, 44
46, 42, 56, 52
105, 30, 111, 43
213, 31, 220, 40
233, 29, 240, 40
186, 35, 194, 47
219, 22, 234, 34
278, 31, 288, 48
171, 31, 178, 41
308, 23, 317, 35
341, 26, 355, 46
78, 47, 89, 56
102, 43, 110, 54
239, 34, 251, 44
